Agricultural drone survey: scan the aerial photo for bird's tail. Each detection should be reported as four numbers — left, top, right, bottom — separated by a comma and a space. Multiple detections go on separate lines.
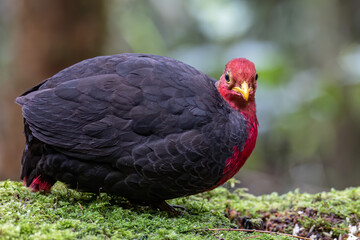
21, 120, 56, 192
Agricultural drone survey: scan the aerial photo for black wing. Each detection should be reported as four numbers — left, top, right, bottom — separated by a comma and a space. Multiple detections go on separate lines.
16, 54, 228, 157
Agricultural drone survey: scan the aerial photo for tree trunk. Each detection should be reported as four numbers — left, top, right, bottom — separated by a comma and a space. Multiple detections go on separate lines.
0, 0, 106, 180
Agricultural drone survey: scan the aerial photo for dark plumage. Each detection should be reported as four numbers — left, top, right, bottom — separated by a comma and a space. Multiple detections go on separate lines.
16, 53, 258, 214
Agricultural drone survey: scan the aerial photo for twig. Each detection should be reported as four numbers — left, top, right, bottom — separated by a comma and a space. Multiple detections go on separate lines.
306, 225, 315, 238
53, 196, 57, 210
331, 226, 348, 231
243, 235, 262, 239
98, 187, 103, 201
78, 201, 94, 224
103, 229, 111, 240
206, 228, 313, 240
77, 202, 84, 211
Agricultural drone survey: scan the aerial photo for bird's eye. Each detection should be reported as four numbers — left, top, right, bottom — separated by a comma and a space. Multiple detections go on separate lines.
255, 74, 258, 81
225, 72, 230, 83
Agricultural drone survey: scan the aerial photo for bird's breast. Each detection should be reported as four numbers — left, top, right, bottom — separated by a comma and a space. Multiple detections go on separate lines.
213, 119, 258, 188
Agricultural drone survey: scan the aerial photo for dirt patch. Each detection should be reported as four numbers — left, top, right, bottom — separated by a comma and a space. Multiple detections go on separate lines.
226, 207, 360, 240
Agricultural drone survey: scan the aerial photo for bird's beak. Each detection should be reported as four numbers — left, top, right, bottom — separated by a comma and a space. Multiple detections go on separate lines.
232, 82, 250, 101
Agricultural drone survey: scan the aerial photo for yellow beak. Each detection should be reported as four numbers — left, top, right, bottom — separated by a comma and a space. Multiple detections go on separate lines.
232, 82, 251, 101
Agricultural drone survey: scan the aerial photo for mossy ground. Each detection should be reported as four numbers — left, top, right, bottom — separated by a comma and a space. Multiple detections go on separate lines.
0, 180, 359, 240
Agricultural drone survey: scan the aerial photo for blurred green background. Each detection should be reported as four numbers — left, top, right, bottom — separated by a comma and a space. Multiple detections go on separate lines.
0, 0, 359, 195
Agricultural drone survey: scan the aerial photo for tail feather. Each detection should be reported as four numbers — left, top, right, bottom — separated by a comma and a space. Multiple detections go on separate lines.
21, 120, 41, 182
21, 119, 111, 194
21, 120, 56, 192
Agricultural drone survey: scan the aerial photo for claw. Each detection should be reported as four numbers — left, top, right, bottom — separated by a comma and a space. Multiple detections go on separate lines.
152, 201, 186, 217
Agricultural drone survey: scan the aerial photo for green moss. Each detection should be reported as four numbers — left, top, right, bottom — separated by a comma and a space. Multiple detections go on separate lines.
0, 180, 358, 239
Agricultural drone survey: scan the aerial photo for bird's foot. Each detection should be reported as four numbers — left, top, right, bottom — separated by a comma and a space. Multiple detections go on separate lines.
170, 204, 186, 211
152, 201, 186, 217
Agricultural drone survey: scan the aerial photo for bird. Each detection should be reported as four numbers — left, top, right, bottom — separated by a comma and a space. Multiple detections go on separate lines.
16, 53, 258, 215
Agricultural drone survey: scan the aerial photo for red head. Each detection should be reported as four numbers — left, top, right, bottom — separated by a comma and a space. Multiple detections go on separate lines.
217, 58, 258, 114
215, 58, 259, 187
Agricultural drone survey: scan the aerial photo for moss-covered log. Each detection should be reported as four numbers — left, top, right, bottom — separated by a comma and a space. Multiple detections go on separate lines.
0, 181, 358, 239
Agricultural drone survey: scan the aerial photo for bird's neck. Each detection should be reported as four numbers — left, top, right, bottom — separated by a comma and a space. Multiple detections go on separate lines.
225, 98, 258, 127
238, 101, 258, 127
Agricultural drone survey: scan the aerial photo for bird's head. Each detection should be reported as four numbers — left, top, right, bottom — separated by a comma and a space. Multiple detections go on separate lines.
217, 58, 258, 111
